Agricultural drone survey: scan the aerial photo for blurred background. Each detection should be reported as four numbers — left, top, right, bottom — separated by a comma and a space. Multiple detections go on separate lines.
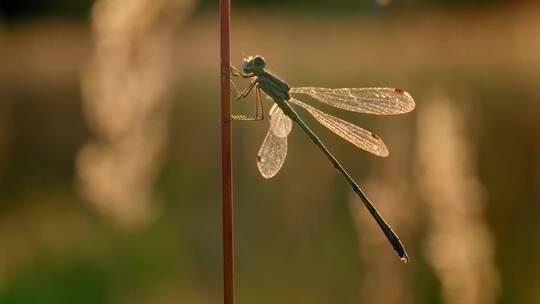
0, 0, 539, 303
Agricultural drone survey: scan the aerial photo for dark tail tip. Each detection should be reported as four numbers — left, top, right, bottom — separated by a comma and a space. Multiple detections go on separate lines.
393, 242, 410, 264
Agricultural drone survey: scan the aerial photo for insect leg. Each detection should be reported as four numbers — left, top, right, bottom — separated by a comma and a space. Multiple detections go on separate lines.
230, 77, 242, 98
229, 65, 255, 79
227, 64, 256, 99
232, 84, 265, 121
235, 79, 257, 101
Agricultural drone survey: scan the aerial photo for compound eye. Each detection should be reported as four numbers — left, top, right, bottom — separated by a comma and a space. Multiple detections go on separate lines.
253, 56, 265, 67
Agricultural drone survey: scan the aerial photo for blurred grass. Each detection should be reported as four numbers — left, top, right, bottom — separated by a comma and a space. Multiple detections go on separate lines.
0, 4, 540, 304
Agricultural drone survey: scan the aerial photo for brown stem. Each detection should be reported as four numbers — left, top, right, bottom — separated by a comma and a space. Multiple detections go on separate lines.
219, 0, 234, 304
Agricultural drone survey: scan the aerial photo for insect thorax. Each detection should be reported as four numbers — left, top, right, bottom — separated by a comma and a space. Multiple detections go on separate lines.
257, 71, 291, 101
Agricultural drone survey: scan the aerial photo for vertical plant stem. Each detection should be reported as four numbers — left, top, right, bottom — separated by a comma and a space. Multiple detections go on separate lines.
219, 0, 234, 304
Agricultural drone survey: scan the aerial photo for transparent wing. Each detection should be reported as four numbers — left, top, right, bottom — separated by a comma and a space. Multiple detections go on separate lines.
289, 98, 389, 157
290, 87, 415, 115
257, 105, 292, 178
269, 104, 292, 138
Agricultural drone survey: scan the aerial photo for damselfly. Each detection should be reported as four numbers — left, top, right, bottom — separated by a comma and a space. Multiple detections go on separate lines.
229, 55, 415, 262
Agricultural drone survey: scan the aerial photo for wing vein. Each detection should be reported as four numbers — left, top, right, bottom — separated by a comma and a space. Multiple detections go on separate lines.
289, 98, 388, 157
290, 87, 415, 115
257, 105, 291, 178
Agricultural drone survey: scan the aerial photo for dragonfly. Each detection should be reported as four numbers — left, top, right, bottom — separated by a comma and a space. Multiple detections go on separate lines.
229, 55, 415, 263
